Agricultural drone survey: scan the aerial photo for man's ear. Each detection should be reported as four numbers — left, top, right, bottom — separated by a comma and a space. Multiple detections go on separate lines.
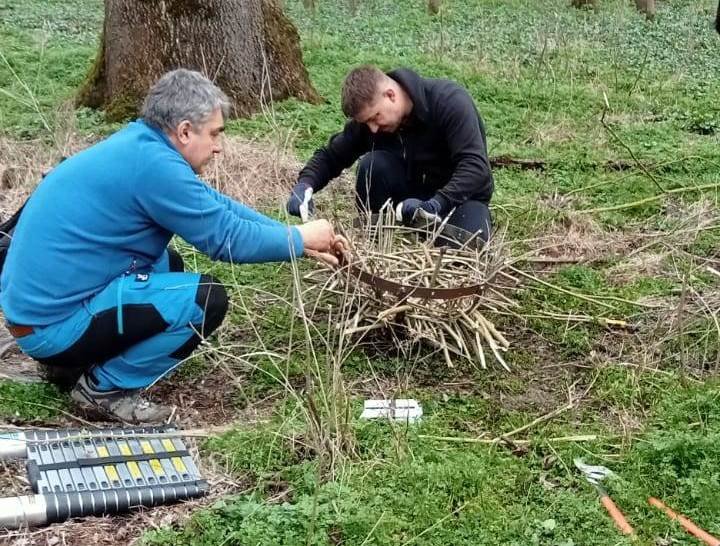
384, 88, 396, 102
175, 120, 193, 145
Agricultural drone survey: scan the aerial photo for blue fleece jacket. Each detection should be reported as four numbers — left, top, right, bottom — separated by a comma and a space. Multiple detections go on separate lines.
0, 120, 304, 326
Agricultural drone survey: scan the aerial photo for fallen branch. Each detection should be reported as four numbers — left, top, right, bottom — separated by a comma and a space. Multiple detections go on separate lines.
417, 433, 601, 445
498, 401, 575, 442
506, 266, 616, 310
490, 155, 546, 171
578, 182, 720, 214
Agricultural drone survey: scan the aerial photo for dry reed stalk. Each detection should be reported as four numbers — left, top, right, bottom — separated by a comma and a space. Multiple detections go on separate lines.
305, 204, 518, 369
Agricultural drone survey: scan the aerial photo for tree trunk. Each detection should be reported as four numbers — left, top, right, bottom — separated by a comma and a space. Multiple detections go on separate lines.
570, 0, 597, 9
77, 0, 320, 121
634, 0, 655, 20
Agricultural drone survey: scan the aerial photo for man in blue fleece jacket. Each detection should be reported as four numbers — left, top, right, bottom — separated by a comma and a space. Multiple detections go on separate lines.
0, 69, 342, 424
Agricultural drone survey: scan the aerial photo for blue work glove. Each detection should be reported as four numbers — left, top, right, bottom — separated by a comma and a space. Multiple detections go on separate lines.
286, 181, 315, 222
395, 198, 443, 226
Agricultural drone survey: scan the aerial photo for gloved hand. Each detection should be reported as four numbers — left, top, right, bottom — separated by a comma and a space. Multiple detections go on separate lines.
395, 198, 442, 226
287, 181, 315, 222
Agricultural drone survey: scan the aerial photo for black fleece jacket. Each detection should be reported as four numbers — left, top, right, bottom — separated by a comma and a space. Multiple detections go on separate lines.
298, 68, 494, 210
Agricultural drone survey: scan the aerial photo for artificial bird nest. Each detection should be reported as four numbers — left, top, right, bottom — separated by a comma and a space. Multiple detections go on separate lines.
306, 207, 517, 369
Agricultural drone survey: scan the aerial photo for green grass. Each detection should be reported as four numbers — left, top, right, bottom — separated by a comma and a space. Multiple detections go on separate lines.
141, 374, 720, 546
0, 380, 66, 421
1, 0, 720, 544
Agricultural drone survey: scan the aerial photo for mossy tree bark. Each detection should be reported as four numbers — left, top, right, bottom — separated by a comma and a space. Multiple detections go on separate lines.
634, 0, 655, 20
570, 0, 655, 18
77, 0, 320, 121
570, 0, 597, 9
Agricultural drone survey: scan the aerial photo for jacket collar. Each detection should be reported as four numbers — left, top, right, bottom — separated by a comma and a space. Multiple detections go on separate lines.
138, 119, 192, 161
387, 68, 430, 125
137, 119, 175, 148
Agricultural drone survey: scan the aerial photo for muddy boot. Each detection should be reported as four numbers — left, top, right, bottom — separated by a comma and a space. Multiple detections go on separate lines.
70, 373, 173, 424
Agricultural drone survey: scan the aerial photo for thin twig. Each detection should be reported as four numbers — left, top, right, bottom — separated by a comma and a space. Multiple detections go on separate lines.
579, 183, 720, 214
417, 434, 601, 445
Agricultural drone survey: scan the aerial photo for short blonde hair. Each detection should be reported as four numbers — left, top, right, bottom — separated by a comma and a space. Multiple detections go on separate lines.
341, 65, 385, 119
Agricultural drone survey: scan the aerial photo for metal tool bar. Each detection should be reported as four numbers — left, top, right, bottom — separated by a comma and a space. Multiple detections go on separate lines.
0, 482, 208, 530
151, 438, 180, 484
48, 431, 75, 494
68, 435, 98, 492
0, 425, 206, 529
127, 437, 157, 486
0, 432, 27, 460
106, 438, 134, 488
59, 437, 84, 492
1, 426, 176, 459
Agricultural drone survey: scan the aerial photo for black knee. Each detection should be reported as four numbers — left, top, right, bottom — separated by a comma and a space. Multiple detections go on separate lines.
167, 248, 185, 272
355, 153, 376, 208
356, 152, 378, 189
438, 201, 492, 249
195, 274, 229, 336
355, 151, 406, 212
169, 275, 228, 361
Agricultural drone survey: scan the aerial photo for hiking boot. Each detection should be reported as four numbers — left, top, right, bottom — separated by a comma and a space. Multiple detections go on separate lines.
70, 373, 173, 424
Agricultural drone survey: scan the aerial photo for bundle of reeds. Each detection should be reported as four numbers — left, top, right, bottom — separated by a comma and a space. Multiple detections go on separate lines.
306, 206, 517, 369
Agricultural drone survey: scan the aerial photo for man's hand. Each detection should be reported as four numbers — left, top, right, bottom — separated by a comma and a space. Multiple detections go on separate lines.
296, 219, 336, 252
333, 234, 349, 257
287, 181, 315, 222
302, 232, 350, 268
306, 249, 340, 267
395, 198, 442, 226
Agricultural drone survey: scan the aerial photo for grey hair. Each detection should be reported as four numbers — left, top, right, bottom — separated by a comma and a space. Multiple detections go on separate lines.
141, 69, 230, 132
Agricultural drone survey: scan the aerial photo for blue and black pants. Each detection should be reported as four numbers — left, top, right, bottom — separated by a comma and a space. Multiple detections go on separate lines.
13, 248, 228, 392
355, 150, 492, 244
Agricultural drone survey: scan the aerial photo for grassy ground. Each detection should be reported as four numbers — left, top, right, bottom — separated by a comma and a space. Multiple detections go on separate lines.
1, 0, 720, 544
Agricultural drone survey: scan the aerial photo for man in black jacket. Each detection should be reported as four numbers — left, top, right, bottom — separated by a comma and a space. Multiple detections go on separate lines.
287, 65, 493, 244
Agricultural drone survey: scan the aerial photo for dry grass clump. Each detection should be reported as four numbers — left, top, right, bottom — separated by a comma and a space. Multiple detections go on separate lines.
205, 136, 301, 209
538, 212, 630, 262
608, 251, 669, 284
0, 136, 67, 216
0, 134, 299, 219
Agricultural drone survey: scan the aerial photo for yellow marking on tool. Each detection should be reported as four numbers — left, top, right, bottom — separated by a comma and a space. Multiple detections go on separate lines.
149, 459, 164, 475
172, 457, 187, 473
127, 461, 143, 480
96, 446, 109, 457
140, 441, 154, 454
118, 442, 131, 456
105, 465, 120, 482
162, 439, 175, 452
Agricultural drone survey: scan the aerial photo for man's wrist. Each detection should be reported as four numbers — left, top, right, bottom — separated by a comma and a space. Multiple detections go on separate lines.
429, 194, 450, 215
289, 226, 305, 255
296, 178, 315, 192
